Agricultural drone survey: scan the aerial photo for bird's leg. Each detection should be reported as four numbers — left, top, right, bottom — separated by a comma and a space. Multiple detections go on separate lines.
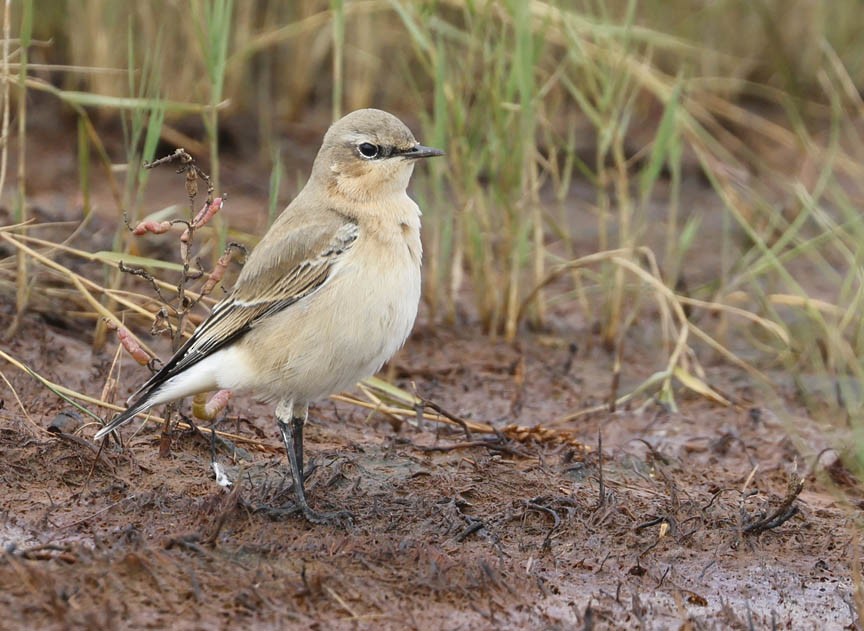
290, 412, 304, 473
275, 400, 352, 526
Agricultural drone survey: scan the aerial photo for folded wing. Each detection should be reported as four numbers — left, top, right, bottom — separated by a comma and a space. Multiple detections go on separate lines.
94, 212, 359, 440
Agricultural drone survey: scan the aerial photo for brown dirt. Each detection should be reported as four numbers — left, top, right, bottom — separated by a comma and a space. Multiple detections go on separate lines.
0, 116, 860, 630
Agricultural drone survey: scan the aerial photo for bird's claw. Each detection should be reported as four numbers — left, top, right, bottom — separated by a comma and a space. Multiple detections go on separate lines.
254, 502, 353, 527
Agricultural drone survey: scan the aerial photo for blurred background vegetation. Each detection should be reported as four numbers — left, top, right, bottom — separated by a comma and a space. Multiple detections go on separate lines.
4, 0, 864, 452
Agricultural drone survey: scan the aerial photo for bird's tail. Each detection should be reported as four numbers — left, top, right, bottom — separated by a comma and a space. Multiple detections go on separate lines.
93, 394, 157, 441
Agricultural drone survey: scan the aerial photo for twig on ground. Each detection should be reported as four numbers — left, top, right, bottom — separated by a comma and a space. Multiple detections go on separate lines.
742, 474, 804, 535
201, 483, 243, 546
52, 431, 116, 471
412, 387, 472, 440
524, 498, 563, 552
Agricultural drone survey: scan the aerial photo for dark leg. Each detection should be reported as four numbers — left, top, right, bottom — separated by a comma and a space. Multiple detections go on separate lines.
275, 400, 352, 525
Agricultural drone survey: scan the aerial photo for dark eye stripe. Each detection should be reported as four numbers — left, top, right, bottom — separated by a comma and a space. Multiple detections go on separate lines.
357, 142, 399, 159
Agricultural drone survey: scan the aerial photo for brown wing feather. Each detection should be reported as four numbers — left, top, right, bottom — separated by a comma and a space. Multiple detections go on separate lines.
127, 213, 359, 404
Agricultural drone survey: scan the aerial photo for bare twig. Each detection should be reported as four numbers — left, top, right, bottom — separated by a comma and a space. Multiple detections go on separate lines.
742, 475, 804, 535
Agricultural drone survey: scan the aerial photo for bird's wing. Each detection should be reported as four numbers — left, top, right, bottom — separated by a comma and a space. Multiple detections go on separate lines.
128, 213, 360, 404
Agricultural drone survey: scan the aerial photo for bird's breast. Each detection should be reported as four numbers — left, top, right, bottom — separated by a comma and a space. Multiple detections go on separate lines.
275, 215, 419, 385
351, 218, 422, 338
233, 203, 423, 404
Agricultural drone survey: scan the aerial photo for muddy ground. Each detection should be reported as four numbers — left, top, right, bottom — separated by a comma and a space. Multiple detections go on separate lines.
0, 113, 861, 630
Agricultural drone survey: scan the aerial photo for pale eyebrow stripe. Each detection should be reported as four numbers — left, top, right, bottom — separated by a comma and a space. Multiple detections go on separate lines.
344, 132, 372, 144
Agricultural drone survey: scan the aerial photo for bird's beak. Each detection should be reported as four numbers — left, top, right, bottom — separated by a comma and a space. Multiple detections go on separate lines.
402, 144, 445, 159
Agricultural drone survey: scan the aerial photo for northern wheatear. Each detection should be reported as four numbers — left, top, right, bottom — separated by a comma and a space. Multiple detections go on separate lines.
95, 108, 443, 524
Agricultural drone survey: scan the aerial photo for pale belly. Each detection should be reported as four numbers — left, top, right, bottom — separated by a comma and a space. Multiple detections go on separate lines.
226, 242, 421, 405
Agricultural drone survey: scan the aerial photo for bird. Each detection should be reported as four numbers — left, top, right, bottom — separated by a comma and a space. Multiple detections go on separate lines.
94, 108, 444, 524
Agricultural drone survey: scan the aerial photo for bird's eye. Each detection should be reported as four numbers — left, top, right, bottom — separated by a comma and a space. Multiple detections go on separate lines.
358, 142, 380, 159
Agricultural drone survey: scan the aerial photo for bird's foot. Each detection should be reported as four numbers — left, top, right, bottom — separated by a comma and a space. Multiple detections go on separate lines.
252, 460, 353, 526
299, 505, 354, 526
254, 502, 353, 526
254, 502, 300, 520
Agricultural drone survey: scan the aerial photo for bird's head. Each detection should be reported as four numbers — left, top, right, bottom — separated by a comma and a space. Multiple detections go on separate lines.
311, 108, 443, 203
